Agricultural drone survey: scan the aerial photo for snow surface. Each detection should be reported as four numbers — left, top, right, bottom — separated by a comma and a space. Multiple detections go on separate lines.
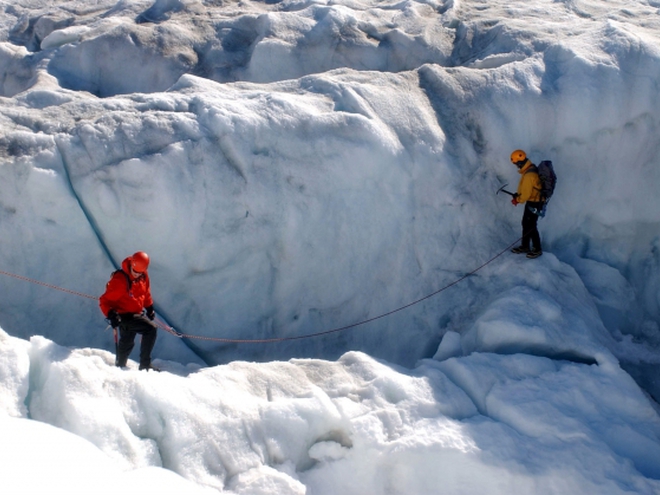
3, 329, 660, 494
1, 0, 660, 493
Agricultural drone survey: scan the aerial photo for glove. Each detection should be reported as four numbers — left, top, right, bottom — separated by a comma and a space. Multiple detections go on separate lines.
511, 197, 519, 206
146, 305, 155, 321
107, 310, 121, 328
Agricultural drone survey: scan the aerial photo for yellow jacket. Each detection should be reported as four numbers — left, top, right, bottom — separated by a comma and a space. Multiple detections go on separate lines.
516, 161, 542, 203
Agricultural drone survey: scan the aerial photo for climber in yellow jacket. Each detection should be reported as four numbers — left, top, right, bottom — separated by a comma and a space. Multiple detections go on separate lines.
509, 150, 543, 259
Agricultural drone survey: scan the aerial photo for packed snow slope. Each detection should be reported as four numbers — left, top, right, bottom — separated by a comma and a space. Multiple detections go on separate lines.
3, 328, 660, 495
1, 0, 660, 494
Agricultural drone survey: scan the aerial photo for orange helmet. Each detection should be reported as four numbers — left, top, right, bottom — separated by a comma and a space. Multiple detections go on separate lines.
510, 149, 527, 164
130, 251, 150, 273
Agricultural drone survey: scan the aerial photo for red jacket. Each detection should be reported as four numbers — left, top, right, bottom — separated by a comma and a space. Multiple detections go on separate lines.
99, 257, 153, 317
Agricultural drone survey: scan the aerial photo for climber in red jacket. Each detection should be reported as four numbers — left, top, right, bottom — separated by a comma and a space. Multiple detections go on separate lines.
99, 251, 159, 371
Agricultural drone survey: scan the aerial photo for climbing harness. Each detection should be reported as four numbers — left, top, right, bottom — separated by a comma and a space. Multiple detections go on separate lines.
0, 235, 522, 344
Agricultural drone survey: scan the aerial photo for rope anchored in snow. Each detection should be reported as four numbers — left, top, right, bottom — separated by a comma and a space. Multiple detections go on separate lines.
0, 236, 522, 344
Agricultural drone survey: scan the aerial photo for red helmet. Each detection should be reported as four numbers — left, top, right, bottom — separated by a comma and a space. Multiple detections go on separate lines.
130, 251, 150, 273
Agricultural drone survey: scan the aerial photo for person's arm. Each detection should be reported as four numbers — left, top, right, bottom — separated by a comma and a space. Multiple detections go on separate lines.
143, 273, 154, 309
99, 273, 127, 317
142, 274, 155, 320
516, 173, 536, 203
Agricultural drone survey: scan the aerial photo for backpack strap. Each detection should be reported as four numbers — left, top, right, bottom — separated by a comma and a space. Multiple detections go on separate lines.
524, 164, 542, 193
523, 164, 538, 174
113, 269, 132, 291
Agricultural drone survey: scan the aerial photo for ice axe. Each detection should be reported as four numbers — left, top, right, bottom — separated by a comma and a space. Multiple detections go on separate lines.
496, 184, 517, 198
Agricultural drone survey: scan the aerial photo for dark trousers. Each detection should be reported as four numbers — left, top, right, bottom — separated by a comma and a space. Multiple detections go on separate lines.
116, 313, 157, 368
522, 202, 542, 252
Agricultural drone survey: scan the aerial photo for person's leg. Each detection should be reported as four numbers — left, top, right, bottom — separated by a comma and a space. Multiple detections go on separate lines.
116, 324, 136, 367
520, 211, 532, 251
130, 314, 158, 369
525, 203, 542, 253
138, 327, 157, 369
530, 220, 541, 252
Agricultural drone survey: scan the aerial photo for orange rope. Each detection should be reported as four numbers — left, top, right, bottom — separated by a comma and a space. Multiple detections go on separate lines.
0, 270, 98, 300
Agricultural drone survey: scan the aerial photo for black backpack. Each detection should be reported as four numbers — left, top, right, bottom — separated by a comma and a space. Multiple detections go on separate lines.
537, 160, 557, 202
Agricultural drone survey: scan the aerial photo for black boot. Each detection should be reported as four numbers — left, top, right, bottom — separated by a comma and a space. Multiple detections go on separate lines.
139, 363, 160, 372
